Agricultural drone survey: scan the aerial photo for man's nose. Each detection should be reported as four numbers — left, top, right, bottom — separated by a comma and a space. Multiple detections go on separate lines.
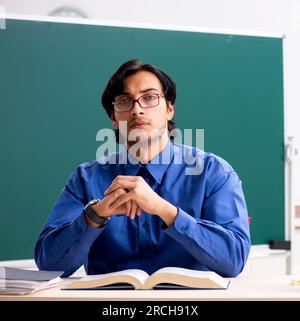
130, 100, 144, 115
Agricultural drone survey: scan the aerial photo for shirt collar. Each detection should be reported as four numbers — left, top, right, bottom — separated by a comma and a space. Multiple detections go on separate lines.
121, 139, 174, 184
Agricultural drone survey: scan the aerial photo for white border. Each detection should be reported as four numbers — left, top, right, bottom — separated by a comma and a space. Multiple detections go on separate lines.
1, 13, 284, 38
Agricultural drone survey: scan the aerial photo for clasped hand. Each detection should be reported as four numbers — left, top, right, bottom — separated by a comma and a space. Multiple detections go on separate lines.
92, 175, 165, 220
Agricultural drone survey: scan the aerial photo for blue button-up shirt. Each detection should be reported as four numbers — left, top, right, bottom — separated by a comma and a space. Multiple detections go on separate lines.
34, 140, 251, 277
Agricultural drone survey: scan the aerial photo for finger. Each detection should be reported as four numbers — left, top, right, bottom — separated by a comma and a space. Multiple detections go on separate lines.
136, 207, 142, 216
126, 200, 131, 216
105, 180, 135, 195
112, 175, 138, 182
130, 201, 137, 220
108, 176, 138, 189
109, 191, 134, 210
105, 188, 126, 207
104, 180, 136, 196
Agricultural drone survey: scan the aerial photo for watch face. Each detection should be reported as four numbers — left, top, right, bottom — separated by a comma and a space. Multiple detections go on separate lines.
85, 199, 97, 210
90, 199, 99, 205
84, 200, 109, 225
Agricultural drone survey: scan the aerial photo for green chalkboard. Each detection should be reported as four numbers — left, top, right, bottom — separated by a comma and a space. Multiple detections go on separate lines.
0, 19, 285, 260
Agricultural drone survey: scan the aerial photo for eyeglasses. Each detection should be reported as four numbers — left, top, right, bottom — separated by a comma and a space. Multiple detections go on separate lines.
112, 93, 165, 112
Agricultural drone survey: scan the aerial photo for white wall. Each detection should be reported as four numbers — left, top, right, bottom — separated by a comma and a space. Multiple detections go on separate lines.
1, 0, 299, 200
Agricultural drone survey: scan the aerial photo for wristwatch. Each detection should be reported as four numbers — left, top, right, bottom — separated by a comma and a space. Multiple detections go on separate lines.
84, 199, 110, 226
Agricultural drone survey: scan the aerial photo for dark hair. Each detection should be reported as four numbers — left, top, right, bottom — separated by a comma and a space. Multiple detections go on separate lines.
101, 59, 177, 142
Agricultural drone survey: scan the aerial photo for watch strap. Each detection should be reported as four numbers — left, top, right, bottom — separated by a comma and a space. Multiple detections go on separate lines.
84, 201, 109, 225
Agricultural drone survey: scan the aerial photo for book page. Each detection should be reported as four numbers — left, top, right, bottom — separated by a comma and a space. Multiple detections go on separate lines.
0, 266, 63, 281
151, 267, 217, 278
0, 277, 62, 289
0, 279, 44, 289
144, 267, 229, 289
65, 269, 150, 290
0, 277, 63, 295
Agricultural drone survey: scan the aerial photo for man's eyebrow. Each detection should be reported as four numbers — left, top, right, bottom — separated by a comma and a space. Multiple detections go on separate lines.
122, 88, 159, 95
139, 88, 159, 93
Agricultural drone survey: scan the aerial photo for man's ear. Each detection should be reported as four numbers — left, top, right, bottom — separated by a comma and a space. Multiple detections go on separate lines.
112, 119, 118, 129
166, 103, 175, 121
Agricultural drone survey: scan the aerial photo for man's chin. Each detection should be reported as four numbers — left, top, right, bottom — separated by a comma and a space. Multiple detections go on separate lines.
127, 128, 151, 144
119, 127, 164, 146
128, 134, 151, 145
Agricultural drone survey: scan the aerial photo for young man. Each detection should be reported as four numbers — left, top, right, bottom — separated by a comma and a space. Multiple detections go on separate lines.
34, 59, 251, 277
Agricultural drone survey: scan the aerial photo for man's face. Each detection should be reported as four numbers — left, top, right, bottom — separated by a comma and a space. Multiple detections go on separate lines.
112, 70, 174, 145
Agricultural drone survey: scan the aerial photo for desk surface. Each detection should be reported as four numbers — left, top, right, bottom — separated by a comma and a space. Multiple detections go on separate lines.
1, 274, 300, 301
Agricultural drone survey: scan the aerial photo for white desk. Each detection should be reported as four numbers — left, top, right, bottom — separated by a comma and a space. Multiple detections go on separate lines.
1, 257, 300, 301
1, 274, 300, 301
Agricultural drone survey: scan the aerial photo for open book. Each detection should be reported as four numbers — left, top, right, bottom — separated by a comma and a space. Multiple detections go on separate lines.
63, 267, 230, 290
0, 266, 64, 295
